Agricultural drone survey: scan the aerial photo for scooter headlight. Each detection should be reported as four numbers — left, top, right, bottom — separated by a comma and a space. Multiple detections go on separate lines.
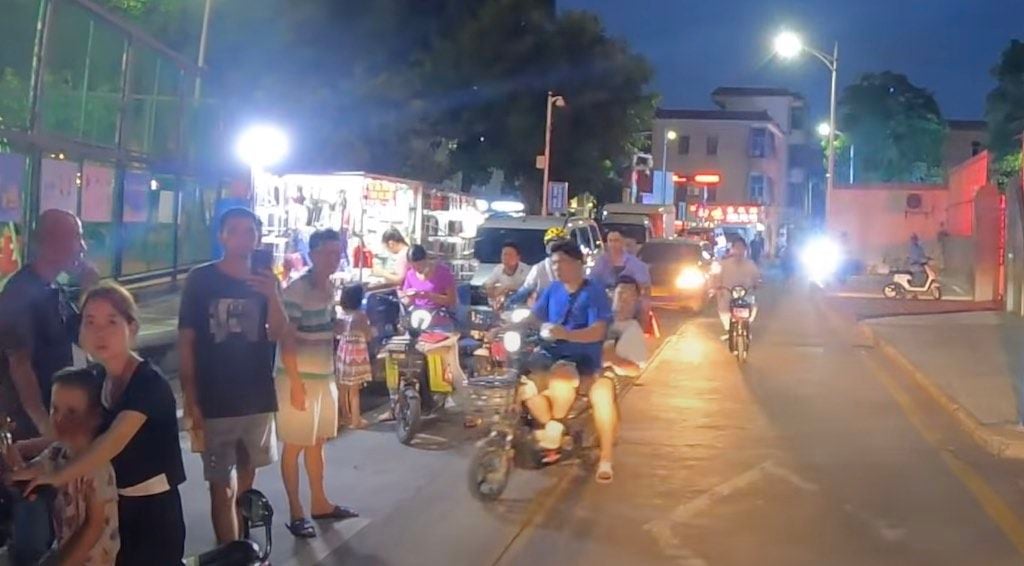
510, 308, 531, 323
409, 309, 433, 331
710, 260, 722, 275
800, 235, 843, 285
503, 331, 523, 353
731, 286, 748, 299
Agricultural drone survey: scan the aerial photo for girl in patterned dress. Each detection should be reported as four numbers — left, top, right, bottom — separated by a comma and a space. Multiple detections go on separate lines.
10, 367, 120, 565
336, 284, 374, 429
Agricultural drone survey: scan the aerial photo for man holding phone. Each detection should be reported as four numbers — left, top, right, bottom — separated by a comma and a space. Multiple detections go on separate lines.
178, 207, 288, 544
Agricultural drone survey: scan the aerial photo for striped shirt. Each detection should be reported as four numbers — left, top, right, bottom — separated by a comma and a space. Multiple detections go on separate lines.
279, 272, 336, 380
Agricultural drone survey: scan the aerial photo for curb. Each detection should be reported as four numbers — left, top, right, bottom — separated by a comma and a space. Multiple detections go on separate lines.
818, 297, 1024, 460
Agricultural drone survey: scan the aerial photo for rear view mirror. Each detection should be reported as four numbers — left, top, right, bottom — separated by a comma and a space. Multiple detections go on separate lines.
238, 489, 273, 526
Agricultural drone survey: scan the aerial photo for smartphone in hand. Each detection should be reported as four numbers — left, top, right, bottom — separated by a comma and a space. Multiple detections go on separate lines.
251, 249, 274, 274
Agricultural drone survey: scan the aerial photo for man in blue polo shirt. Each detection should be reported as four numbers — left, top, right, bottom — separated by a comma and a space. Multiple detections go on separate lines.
494, 240, 618, 483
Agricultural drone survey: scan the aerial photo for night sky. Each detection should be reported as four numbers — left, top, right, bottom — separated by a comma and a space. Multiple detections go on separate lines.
562, 0, 1023, 122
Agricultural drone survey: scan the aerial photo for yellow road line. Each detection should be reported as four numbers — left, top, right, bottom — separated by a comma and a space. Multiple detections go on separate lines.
861, 353, 1024, 556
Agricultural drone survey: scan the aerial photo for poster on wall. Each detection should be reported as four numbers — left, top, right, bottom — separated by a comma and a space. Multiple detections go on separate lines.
0, 154, 25, 222
157, 191, 175, 224
81, 162, 115, 222
123, 170, 151, 223
40, 158, 79, 213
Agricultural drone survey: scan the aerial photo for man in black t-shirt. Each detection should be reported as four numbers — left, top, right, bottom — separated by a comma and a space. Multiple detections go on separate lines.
179, 207, 288, 544
0, 209, 97, 566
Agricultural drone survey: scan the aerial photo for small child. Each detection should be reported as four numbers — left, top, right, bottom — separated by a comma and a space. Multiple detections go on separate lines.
336, 284, 374, 429
12, 366, 120, 565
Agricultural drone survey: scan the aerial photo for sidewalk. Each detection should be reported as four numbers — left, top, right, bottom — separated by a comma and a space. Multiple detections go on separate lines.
831, 274, 972, 301
861, 310, 1024, 458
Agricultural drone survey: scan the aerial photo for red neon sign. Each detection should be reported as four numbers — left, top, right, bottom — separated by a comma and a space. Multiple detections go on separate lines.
693, 173, 722, 185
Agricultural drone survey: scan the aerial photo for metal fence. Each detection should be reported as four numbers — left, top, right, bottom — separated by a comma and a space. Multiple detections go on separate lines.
0, 0, 225, 287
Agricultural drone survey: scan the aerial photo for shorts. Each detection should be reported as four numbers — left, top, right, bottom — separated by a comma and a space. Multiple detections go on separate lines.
526, 350, 601, 392
202, 413, 278, 484
275, 377, 339, 447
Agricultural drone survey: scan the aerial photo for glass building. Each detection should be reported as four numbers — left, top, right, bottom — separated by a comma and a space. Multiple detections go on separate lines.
0, 0, 229, 288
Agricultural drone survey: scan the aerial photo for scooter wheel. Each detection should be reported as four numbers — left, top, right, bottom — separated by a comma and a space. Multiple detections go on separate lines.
468, 440, 512, 502
883, 283, 903, 299
395, 387, 421, 445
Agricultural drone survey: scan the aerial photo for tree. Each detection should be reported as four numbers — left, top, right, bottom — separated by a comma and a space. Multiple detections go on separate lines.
838, 71, 946, 183
985, 40, 1024, 187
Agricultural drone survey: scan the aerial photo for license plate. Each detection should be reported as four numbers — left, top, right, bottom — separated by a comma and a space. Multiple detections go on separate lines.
732, 308, 751, 319
391, 353, 407, 360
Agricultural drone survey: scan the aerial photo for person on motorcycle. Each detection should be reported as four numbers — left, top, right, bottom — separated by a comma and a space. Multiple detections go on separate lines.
483, 241, 530, 309
507, 227, 569, 306
714, 237, 761, 338
603, 275, 649, 377
491, 240, 617, 483
908, 233, 928, 286
591, 229, 651, 292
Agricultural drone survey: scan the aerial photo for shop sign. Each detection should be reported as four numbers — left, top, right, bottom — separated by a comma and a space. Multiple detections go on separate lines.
364, 179, 399, 205
692, 204, 760, 225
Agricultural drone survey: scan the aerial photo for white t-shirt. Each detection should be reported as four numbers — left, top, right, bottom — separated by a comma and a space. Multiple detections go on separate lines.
523, 258, 556, 295
718, 256, 760, 290
611, 319, 648, 367
484, 262, 530, 293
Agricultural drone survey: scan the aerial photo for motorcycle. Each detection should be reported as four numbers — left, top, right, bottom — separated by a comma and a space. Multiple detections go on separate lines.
883, 259, 942, 300
380, 306, 443, 445
187, 489, 273, 565
727, 286, 753, 364
466, 323, 599, 502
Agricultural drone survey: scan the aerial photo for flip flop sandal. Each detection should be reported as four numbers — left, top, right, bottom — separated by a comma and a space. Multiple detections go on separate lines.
596, 461, 614, 484
540, 449, 562, 466
286, 518, 317, 538
312, 505, 360, 521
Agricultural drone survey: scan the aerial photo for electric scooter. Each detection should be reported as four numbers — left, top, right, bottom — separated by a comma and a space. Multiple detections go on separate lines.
883, 259, 942, 300
187, 489, 273, 565
727, 286, 753, 364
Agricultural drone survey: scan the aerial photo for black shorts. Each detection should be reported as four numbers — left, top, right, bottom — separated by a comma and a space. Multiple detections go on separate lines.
527, 349, 600, 381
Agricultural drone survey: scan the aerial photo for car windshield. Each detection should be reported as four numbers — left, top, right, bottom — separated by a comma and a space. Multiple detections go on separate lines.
602, 223, 647, 244
639, 242, 702, 264
474, 227, 549, 265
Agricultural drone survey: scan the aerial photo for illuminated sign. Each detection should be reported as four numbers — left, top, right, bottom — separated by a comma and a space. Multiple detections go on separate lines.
693, 173, 722, 185
694, 204, 760, 225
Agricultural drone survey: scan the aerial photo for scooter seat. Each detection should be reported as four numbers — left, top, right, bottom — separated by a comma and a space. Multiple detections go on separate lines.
891, 270, 914, 276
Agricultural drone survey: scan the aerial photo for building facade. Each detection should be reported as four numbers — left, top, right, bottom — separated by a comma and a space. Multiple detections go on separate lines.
943, 120, 988, 175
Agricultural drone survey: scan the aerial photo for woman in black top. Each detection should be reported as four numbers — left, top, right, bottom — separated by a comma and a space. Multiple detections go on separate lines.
22, 283, 186, 565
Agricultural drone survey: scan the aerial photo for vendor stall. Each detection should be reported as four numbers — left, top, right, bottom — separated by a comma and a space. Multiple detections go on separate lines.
421, 190, 485, 282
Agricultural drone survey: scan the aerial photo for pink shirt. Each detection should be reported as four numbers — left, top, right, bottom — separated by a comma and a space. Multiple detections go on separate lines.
403, 263, 456, 310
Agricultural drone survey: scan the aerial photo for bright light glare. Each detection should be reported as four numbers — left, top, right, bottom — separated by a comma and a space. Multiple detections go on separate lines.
410, 309, 433, 331
490, 200, 525, 213
774, 31, 803, 59
666, 130, 678, 141
816, 122, 832, 137
800, 236, 843, 285
675, 266, 706, 290
503, 331, 523, 353
710, 261, 722, 275
511, 308, 531, 323
236, 125, 289, 169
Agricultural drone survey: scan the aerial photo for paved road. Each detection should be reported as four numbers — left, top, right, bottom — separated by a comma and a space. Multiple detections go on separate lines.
169, 281, 1024, 565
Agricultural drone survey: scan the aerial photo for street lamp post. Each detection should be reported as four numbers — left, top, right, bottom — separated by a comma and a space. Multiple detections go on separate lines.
194, 0, 213, 99
774, 31, 839, 220
661, 129, 678, 204
541, 91, 566, 216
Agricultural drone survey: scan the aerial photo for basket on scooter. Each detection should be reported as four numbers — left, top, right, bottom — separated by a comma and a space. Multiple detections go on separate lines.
465, 374, 519, 418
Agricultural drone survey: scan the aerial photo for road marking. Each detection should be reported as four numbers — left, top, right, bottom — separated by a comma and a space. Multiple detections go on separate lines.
282, 517, 372, 566
643, 460, 818, 563
860, 352, 1024, 556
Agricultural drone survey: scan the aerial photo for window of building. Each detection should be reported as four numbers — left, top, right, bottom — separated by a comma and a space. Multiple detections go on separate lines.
971, 141, 982, 156
749, 128, 767, 158
749, 173, 773, 204
677, 135, 690, 155
707, 135, 719, 156
790, 107, 806, 131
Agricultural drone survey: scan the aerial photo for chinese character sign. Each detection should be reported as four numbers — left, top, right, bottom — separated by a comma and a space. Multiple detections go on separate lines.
548, 181, 569, 214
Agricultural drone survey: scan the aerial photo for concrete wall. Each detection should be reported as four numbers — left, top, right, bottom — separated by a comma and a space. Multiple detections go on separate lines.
828, 184, 949, 271
943, 125, 988, 174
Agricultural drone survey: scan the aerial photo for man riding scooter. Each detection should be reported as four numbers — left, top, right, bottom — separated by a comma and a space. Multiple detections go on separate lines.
714, 237, 761, 341
491, 240, 617, 484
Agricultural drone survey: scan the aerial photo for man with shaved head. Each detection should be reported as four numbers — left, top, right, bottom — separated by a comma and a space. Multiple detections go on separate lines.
0, 209, 97, 565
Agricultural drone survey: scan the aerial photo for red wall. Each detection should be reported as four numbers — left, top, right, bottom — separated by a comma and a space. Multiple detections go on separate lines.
828, 184, 949, 269
947, 151, 989, 236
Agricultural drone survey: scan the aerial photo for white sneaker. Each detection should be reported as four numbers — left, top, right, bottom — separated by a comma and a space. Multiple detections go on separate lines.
534, 420, 565, 450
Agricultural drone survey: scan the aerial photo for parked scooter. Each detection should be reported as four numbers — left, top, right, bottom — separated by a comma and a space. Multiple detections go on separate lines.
187, 489, 273, 565
466, 324, 599, 502
380, 306, 444, 444
883, 259, 942, 300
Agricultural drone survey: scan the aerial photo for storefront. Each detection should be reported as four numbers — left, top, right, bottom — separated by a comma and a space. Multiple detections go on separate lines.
421, 190, 485, 282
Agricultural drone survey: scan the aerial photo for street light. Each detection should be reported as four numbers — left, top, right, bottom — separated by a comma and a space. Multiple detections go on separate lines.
541, 92, 566, 216
661, 129, 678, 203
236, 124, 289, 194
774, 30, 839, 220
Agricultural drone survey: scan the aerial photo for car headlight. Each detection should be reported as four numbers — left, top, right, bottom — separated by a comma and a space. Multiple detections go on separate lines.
710, 261, 722, 275
675, 266, 706, 290
502, 331, 523, 352
731, 286, 748, 299
511, 308, 531, 323
409, 309, 433, 330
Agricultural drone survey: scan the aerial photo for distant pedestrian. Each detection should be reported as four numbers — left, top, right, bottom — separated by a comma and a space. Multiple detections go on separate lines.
178, 207, 288, 544
750, 233, 765, 264
276, 229, 358, 539
336, 284, 373, 429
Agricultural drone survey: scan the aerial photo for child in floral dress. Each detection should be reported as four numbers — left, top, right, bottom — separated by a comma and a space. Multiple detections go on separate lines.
336, 284, 374, 428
